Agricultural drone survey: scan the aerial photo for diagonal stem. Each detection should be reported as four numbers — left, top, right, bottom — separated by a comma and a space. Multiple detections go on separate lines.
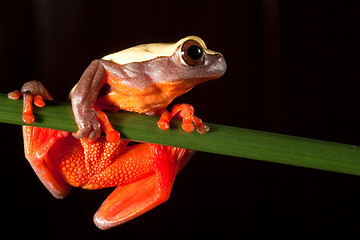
0, 93, 359, 176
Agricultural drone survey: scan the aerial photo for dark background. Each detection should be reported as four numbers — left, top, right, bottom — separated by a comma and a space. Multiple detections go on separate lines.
1, 0, 360, 238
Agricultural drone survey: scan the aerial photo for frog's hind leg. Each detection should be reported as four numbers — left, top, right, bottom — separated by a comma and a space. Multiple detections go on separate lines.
23, 126, 71, 199
9, 81, 71, 199
93, 144, 194, 230
20, 81, 71, 198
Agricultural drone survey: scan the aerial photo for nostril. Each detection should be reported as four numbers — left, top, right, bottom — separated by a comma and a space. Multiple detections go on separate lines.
214, 53, 223, 59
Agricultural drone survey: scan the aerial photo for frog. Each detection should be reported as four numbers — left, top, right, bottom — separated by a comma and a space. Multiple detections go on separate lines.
8, 36, 226, 230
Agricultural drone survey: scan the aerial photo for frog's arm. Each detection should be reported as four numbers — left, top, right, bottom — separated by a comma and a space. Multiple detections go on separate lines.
71, 60, 106, 141
71, 59, 151, 142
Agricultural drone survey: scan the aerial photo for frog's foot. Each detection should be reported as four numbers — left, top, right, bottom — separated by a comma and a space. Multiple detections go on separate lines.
8, 81, 53, 124
157, 103, 209, 134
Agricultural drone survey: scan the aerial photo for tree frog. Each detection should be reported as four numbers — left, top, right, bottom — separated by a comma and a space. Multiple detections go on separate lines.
8, 36, 226, 230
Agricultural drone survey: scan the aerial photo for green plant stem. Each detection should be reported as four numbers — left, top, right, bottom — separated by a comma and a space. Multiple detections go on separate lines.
0, 93, 359, 176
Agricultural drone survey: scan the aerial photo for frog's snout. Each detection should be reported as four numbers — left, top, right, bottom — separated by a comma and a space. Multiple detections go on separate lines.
208, 53, 227, 78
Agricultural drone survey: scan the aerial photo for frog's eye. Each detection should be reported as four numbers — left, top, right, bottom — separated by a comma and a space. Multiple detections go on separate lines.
181, 40, 205, 66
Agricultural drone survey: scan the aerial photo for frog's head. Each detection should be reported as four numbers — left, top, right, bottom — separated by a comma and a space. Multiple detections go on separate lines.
103, 36, 226, 85
167, 36, 227, 83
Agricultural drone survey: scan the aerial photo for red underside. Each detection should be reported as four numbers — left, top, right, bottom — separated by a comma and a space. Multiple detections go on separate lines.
23, 125, 193, 229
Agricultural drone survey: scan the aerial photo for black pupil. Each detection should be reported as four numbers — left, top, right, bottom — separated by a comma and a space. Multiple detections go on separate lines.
187, 45, 203, 60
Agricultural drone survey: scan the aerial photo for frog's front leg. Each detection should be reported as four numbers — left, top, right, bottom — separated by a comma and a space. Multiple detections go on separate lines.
71, 59, 117, 142
158, 104, 210, 134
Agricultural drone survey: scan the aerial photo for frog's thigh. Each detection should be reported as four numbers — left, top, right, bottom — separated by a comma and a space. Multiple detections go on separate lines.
83, 143, 154, 189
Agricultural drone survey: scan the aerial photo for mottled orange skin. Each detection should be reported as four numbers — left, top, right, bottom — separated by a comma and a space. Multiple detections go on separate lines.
50, 136, 149, 189
22, 123, 193, 229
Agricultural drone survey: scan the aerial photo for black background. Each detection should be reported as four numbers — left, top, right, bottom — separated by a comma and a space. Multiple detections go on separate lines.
1, 0, 360, 238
